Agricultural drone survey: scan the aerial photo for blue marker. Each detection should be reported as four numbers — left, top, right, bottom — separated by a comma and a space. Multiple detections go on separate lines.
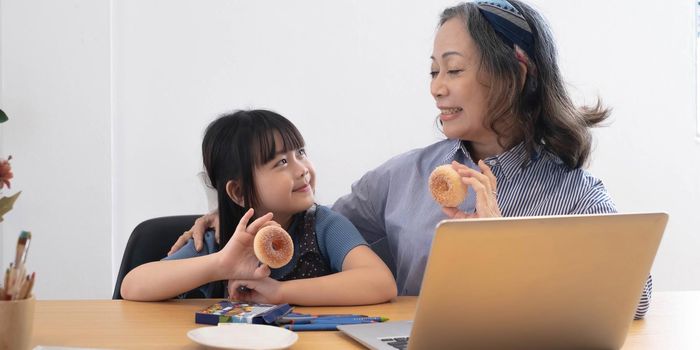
278, 313, 369, 324
283, 323, 343, 331
283, 317, 389, 331
312, 317, 388, 324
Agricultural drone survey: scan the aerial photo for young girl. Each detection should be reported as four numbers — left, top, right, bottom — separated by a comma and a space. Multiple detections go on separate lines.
120, 109, 397, 305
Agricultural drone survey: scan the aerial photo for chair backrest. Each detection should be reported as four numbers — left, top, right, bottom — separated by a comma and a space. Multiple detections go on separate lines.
113, 215, 200, 299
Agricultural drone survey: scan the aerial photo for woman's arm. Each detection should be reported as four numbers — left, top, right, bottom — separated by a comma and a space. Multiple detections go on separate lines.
168, 210, 220, 255
121, 209, 272, 301
333, 165, 398, 275
634, 275, 653, 319
229, 245, 397, 305
332, 164, 392, 247
573, 175, 652, 319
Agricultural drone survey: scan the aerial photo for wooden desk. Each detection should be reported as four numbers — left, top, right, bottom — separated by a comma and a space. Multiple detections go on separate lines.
30, 291, 700, 349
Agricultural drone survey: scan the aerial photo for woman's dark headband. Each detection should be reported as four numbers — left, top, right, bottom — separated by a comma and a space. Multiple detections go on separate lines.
475, 0, 535, 60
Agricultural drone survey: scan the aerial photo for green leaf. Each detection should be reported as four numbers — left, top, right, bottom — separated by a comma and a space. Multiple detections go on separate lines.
0, 109, 7, 123
0, 191, 21, 222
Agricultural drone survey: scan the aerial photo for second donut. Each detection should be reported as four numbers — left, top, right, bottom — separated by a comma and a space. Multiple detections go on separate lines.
428, 164, 468, 207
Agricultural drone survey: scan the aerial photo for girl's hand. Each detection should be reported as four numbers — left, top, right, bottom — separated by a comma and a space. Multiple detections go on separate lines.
442, 160, 502, 219
228, 277, 283, 304
167, 212, 281, 256
216, 208, 272, 281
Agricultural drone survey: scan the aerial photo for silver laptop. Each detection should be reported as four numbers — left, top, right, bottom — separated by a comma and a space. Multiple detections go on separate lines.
339, 213, 667, 350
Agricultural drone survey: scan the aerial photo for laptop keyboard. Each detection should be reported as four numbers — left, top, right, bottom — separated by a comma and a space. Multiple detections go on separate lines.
380, 336, 409, 350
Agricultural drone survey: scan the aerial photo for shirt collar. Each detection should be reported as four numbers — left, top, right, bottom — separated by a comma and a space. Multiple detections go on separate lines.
442, 139, 545, 182
440, 139, 465, 164
487, 142, 530, 181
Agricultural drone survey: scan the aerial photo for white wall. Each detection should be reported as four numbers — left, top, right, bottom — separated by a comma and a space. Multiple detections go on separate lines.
0, 0, 112, 298
1, 0, 698, 299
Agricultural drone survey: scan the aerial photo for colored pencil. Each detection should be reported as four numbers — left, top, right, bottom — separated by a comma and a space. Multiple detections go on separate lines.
22, 272, 35, 299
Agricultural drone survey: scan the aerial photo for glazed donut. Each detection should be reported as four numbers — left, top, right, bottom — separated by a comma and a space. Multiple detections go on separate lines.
429, 164, 468, 207
254, 226, 294, 268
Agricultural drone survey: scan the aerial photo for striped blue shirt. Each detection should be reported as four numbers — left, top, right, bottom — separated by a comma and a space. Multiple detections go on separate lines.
332, 138, 651, 319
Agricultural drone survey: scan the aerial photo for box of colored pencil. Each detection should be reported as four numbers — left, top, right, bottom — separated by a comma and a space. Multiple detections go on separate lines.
195, 300, 293, 325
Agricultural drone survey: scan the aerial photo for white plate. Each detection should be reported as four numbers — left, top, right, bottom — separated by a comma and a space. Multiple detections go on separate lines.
187, 324, 298, 350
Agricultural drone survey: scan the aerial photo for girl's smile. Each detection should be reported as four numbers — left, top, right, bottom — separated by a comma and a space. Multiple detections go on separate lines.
293, 183, 312, 193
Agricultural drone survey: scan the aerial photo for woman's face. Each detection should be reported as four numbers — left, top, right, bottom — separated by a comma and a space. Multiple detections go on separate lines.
431, 17, 494, 143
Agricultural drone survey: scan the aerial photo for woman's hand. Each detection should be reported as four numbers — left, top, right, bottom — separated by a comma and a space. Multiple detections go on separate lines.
228, 277, 283, 304
168, 211, 220, 255
443, 160, 502, 219
215, 208, 272, 281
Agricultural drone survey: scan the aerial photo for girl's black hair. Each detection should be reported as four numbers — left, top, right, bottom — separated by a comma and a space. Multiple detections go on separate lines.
202, 109, 305, 248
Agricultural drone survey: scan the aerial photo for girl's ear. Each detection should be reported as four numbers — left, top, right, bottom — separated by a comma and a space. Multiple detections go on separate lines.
225, 180, 245, 207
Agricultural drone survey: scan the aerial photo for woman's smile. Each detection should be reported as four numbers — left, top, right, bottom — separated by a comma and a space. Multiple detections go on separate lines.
438, 106, 463, 122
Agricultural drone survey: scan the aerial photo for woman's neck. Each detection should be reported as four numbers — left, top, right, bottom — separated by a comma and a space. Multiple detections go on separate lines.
465, 139, 505, 162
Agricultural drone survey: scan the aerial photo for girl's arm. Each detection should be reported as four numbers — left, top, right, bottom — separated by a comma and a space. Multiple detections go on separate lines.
121, 253, 226, 301
121, 253, 235, 301
121, 209, 273, 301
283, 245, 398, 305
230, 245, 397, 306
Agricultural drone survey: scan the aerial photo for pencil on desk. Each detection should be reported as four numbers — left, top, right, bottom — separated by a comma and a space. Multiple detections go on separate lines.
312, 317, 388, 324
283, 323, 344, 331
282, 316, 388, 331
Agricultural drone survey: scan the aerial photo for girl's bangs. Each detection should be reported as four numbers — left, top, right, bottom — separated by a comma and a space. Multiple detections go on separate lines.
252, 119, 305, 166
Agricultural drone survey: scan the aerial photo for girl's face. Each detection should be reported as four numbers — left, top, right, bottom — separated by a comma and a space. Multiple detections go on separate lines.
430, 17, 496, 144
253, 132, 316, 218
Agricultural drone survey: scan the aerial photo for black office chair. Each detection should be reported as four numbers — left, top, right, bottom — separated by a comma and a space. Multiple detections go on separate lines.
113, 215, 200, 299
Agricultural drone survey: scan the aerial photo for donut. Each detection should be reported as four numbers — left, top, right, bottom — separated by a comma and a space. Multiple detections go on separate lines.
429, 164, 468, 207
253, 226, 294, 268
